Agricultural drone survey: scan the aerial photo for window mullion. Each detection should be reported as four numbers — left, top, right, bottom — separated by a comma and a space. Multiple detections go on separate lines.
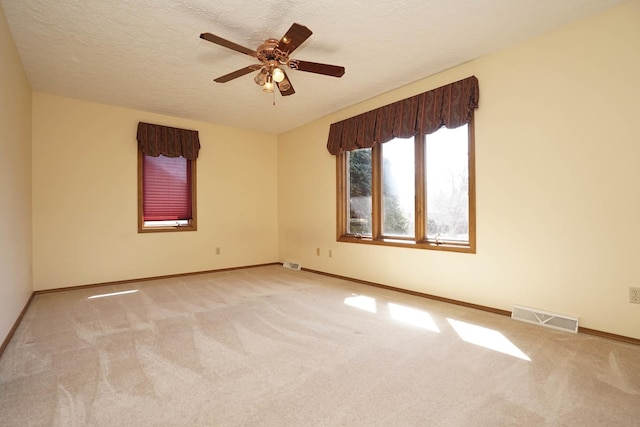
336, 153, 348, 239
414, 135, 426, 242
371, 144, 382, 240
467, 117, 476, 252
189, 159, 198, 230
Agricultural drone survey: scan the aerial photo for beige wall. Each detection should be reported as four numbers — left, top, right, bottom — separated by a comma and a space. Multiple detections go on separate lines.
0, 5, 33, 341
32, 94, 278, 290
278, 1, 640, 339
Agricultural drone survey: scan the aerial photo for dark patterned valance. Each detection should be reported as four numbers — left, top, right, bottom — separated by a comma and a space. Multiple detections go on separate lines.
327, 76, 479, 155
137, 122, 201, 160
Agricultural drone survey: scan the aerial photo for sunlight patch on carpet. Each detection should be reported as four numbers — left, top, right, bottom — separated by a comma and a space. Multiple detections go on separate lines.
344, 294, 377, 313
389, 303, 440, 332
447, 318, 531, 361
88, 290, 139, 299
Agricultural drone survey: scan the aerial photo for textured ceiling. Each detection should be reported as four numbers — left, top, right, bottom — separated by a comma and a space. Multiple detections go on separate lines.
0, 0, 628, 134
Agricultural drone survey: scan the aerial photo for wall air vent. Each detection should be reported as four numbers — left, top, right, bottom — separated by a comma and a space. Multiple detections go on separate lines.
282, 261, 301, 271
511, 305, 579, 333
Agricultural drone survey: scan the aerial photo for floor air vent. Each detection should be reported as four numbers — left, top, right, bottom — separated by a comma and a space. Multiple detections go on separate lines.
283, 261, 301, 271
511, 305, 579, 333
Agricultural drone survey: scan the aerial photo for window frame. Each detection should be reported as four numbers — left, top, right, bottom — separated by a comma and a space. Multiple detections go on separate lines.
137, 150, 198, 233
336, 117, 476, 253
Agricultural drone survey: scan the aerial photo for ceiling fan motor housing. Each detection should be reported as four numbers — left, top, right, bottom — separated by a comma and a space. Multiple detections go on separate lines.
256, 39, 286, 63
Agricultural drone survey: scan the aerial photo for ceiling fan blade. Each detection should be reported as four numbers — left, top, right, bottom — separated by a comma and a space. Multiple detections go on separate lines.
276, 71, 295, 96
214, 65, 262, 83
277, 23, 312, 56
289, 60, 345, 77
200, 32, 256, 58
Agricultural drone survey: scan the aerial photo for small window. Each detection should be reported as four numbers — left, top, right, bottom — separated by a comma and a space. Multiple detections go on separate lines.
337, 119, 475, 253
138, 151, 197, 232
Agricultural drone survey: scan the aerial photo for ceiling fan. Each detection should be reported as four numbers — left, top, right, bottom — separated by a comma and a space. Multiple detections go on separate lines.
199, 23, 345, 96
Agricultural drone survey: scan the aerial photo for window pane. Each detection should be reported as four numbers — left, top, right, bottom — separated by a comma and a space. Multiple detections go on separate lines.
382, 138, 414, 237
143, 155, 191, 221
426, 125, 469, 242
347, 148, 372, 235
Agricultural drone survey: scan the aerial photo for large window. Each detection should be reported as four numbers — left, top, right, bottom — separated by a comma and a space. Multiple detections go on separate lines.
338, 121, 475, 252
138, 151, 197, 232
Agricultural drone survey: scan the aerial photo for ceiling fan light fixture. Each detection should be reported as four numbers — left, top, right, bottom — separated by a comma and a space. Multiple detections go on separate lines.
278, 80, 291, 92
272, 67, 285, 83
263, 74, 275, 93
254, 68, 267, 86
263, 81, 275, 93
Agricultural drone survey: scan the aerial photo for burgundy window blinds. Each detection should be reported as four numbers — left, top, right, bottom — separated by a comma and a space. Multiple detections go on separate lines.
142, 155, 192, 221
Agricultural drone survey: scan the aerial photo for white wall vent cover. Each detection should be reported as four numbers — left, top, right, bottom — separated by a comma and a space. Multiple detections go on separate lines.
283, 261, 301, 271
511, 305, 579, 333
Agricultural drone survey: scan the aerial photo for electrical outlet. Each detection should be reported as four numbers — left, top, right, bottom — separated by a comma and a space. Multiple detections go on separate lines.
316, 247, 320, 256
328, 249, 332, 258
630, 287, 640, 304
215, 247, 221, 255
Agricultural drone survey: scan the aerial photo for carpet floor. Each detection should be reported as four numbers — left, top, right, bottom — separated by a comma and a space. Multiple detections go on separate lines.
0, 265, 639, 426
